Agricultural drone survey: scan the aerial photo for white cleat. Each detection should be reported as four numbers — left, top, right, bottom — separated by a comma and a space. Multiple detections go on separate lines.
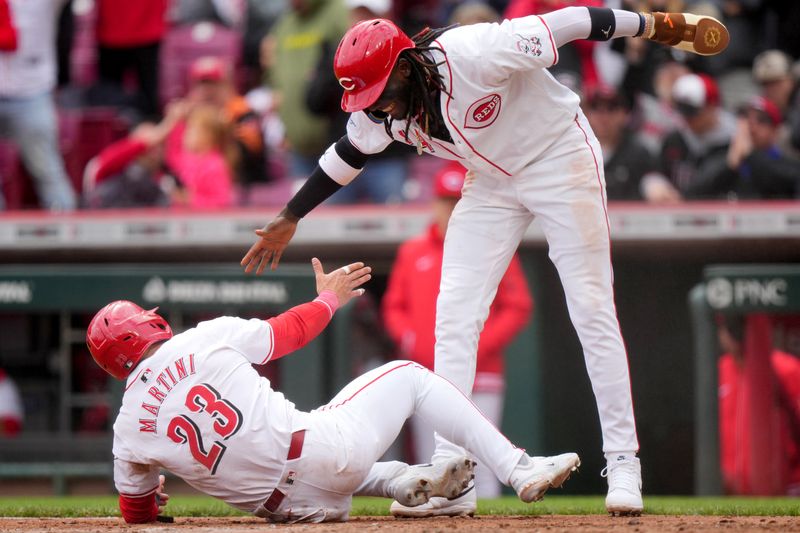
390, 486, 477, 518
388, 456, 476, 508
603, 455, 643, 516
510, 453, 581, 503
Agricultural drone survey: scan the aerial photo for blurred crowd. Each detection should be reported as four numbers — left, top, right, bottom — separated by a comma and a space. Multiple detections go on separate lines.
2, 0, 800, 212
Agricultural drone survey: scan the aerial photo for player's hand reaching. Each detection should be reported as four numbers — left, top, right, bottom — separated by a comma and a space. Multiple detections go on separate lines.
241, 208, 299, 274
156, 474, 169, 510
154, 474, 175, 523
311, 257, 371, 308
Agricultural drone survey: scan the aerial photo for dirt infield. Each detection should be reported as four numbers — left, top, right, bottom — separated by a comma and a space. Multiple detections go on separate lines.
2, 515, 799, 532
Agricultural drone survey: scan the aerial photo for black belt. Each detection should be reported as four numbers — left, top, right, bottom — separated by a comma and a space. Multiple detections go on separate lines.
262, 429, 306, 514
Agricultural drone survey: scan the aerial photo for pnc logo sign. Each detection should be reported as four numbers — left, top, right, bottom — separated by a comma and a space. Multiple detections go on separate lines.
706, 277, 788, 309
465, 94, 502, 129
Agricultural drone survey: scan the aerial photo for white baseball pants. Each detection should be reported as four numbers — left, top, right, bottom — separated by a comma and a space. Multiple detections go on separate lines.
411, 387, 504, 498
434, 111, 639, 460
271, 361, 524, 522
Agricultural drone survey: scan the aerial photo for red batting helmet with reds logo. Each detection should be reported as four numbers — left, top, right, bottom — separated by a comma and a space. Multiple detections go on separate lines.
86, 301, 173, 380
334, 19, 414, 113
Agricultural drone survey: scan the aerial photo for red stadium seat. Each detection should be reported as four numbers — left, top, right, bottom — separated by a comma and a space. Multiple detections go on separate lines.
159, 22, 243, 106
60, 107, 128, 195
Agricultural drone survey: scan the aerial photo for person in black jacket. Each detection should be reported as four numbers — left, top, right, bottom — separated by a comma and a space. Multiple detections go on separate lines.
582, 85, 674, 202
727, 96, 800, 199
659, 72, 737, 199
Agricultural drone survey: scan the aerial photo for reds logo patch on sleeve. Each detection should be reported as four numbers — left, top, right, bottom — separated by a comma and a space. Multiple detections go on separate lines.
464, 94, 502, 129
515, 34, 542, 57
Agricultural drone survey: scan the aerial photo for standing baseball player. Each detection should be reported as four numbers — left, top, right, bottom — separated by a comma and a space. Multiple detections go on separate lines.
240, 8, 730, 516
90, 258, 580, 524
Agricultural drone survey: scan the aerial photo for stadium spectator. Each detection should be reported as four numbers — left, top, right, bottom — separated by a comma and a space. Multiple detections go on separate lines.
616, 1, 708, 113
659, 72, 736, 199
582, 85, 674, 202
0, 0, 77, 211
182, 56, 270, 197
169, 103, 237, 209
262, 0, 349, 180
752, 50, 796, 119
749, 49, 800, 159
82, 103, 188, 209
726, 96, 800, 199
382, 162, 533, 498
718, 316, 800, 496
0, 368, 23, 436
633, 57, 691, 155
241, 0, 288, 89
95, 0, 168, 119
306, 0, 412, 205
697, 0, 762, 106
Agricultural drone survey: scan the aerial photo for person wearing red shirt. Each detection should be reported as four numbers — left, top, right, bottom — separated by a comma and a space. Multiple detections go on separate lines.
169, 56, 269, 199
95, 0, 169, 118
718, 317, 800, 496
383, 162, 533, 500
83, 102, 188, 208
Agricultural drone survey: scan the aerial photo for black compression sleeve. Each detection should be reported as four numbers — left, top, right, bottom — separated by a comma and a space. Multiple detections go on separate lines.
586, 7, 616, 41
334, 136, 369, 168
286, 166, 343, 218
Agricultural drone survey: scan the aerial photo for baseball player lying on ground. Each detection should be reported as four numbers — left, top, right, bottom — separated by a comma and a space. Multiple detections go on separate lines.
241, 7, 729, 518
87, 258, 580, 524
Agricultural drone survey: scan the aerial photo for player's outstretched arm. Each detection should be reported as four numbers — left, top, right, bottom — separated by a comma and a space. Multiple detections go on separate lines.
241, 207, 299, 274
241, 136, 371, 274
311, 257, 371, 308
539, 6, 728, 57
267, 258, 371, 359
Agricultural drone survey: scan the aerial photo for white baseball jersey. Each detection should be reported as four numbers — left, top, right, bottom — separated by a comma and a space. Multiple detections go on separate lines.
340, 16, 580, 178
335, 10, 640, 460
112, 317, 299, 512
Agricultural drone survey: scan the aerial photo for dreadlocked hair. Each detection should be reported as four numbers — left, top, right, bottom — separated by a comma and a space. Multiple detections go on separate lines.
384, 24, 458, 141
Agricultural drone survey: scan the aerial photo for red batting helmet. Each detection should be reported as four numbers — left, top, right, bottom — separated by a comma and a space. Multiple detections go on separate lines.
86, 301, 173, 380
334, 19, 414, 112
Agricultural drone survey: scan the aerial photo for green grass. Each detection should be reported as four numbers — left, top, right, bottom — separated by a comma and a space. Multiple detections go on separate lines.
1, 495, 798, 518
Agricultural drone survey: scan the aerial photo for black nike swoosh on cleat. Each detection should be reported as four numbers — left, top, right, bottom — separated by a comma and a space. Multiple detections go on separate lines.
446, 484, 475, 501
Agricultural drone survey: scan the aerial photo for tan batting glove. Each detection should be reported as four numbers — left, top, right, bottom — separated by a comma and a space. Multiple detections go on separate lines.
641, 12, 729, 56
